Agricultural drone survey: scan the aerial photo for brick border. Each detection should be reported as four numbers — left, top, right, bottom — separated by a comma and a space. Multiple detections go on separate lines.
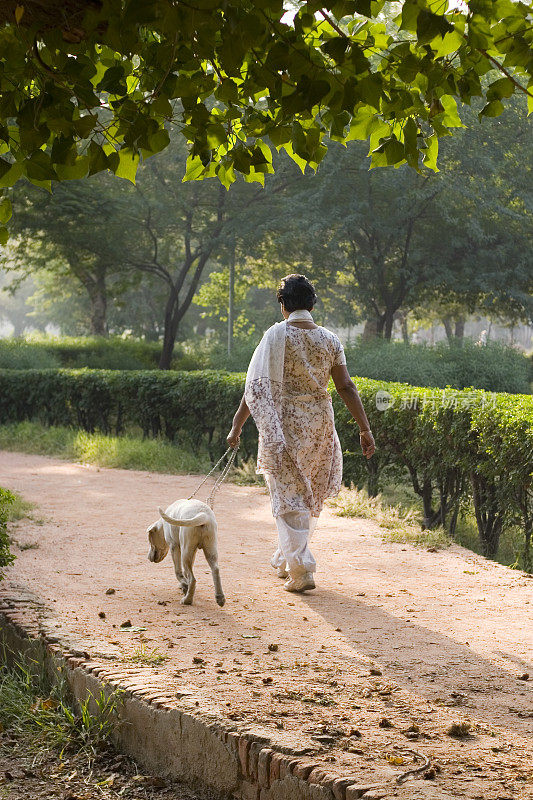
0, 588, 382, 800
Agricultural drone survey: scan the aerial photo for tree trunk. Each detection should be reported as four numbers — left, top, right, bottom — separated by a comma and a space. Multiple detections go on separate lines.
87, 278, 108, 336
470, 471, 504, 558
400, 313, 409, 344
11, 318, 26, 338
76, 261, 109, 337
454, 317, 465, 342
383, 309, 394, 340
362, 318, 379, 341
159, 293, 179, 370
442, 316, 453, 342
454, 318, 465, 338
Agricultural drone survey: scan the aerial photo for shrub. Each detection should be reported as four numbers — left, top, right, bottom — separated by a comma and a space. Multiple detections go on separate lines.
0, 339, 60, 370
0, 367, 530, 564
343, 338, 531, 394
0, 487, 15, 576
0, 336, 163, 370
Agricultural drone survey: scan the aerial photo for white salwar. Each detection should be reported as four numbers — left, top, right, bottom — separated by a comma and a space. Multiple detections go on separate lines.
245, 310, 345, 579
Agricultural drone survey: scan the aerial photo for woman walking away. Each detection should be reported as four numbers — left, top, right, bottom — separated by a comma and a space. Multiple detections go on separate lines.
226, 274, 375, 593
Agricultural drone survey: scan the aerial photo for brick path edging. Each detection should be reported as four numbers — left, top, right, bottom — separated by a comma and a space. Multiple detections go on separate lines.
0, 590, 383, 800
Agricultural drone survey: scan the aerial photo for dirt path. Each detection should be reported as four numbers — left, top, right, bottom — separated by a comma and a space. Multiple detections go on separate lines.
1, 451, 532, 799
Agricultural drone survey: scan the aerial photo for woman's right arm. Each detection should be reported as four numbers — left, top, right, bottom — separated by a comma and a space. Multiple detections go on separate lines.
226, 394, 250, 448
331, 365, 376, 459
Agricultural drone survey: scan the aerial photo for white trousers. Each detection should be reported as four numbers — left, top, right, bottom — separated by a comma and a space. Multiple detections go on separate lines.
270, 512, 318, 576
266, 476, 318, 576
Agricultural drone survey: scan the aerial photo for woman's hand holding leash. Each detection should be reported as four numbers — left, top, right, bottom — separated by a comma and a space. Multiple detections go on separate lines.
226, 426, 241, 448
227, 394, 250, 449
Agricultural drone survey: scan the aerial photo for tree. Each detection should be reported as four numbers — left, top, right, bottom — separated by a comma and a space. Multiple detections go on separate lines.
0, 269, 45, 336
243, 93, 532, 339
7, 177, 134, 335
0, 0, 532, 242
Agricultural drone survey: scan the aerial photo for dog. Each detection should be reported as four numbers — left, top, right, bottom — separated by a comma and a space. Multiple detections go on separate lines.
147, 498, 225, 607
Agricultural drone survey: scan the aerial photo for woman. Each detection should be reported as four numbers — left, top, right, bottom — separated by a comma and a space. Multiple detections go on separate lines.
226, 274, 375, 593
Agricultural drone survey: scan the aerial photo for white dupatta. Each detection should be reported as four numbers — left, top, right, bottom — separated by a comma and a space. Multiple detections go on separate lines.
245, 310, 313, 474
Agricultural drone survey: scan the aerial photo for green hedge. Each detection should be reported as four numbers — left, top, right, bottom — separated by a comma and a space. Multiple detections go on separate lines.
0, 487, 15, 577
343, 338, 531, 395
0, 369, 251, 458
0, 368, 531, 566
0, 337, 163, 371
2, 336, 530, 394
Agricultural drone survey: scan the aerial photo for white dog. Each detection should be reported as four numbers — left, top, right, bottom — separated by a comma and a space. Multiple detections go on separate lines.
147, 498, 225, 607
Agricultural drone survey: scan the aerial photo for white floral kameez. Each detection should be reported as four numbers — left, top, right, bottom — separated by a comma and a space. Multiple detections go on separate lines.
245, 320, 346, 575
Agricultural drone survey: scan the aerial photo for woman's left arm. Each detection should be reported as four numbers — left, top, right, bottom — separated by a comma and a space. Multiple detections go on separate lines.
227, 394, 250, 448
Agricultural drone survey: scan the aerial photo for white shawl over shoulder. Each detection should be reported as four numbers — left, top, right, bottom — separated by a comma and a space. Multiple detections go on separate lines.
244, 321, 287, 474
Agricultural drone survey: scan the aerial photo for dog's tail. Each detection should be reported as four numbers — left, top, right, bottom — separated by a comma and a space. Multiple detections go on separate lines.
158, 507, 211, 528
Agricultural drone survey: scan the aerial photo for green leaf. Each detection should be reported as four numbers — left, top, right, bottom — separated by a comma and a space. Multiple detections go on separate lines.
144, 128, 170, 158
370, 136, 405, 166
486, 77, 515, 101
283, 142, 307, 173
55, 155, 90, 180
422, 134, 439, 172
0, 226, 8, 245
0, 159, 24, 188
346, 106, 376, 141
321, 37, 348, 63
88, 142, 109, 176
111, 148, 140, 183
440, 95, 464, 128
183, 154, 206, 182
0, 197, 12, 224
25, 151, 58, 181
479, 100, 504, 119
416, 9, 453, 46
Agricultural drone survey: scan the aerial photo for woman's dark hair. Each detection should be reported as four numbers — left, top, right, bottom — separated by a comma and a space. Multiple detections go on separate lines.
276, 274, 317, 312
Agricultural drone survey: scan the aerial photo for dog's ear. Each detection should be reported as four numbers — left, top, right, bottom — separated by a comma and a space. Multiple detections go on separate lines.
147, 519, 166, 548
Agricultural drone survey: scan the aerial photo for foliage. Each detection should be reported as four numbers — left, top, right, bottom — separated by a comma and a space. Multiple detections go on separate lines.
1, 0, 532, 244
0, 650, 120, 757
329, 486, 452, 550
0, 486, 15, 575
241, 100, 533, 338
0, 336, 165, 369
332, 378, 533, 560
0, 421, 211, 475
3, 332, 530, 392
0, 338, 61, 369
343, 338, 531, 394
0, 366, 531, 563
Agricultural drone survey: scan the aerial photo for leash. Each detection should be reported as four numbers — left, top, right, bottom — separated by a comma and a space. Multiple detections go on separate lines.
187, 446, 239, 509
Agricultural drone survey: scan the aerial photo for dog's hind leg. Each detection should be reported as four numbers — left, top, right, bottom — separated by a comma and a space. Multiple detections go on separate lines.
170, 541, 187, 595
180, 541, 197, 605
203, 544, 225, 607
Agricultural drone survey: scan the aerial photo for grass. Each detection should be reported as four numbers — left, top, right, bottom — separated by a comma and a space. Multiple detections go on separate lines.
231, 456, 265, 486
128, 643, 168, 666
330, 482, 530, 571
0, 646, 120, 761
329, 486, 452, 551
5, 492, 36, 522
0, 421, 211, 475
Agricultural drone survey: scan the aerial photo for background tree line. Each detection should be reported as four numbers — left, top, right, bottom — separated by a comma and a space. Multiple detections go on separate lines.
1, 97, 531, 369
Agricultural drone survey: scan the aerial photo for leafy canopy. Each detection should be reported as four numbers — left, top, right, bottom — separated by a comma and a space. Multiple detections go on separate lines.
0, 0, 531, 240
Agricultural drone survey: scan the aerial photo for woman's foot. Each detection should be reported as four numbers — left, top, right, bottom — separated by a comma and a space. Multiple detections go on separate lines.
283, 572, 316, 592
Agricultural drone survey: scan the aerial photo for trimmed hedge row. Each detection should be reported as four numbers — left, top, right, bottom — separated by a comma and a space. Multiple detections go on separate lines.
3, 336, 531, 394
0, 487, 15, 577
0, 337, 163, 371
0, 369, 531, 565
